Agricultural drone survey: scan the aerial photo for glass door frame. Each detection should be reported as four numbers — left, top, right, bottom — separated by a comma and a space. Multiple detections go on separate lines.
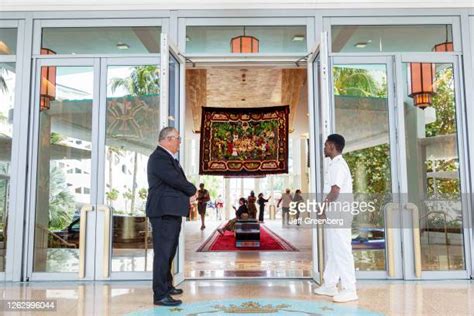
25, 57, 101, 281
26, 56, 165, 281
159, 33, 186, 285
328, 54, 404, 279
168, 50, 313, 281
395, 52, 472, 280
307, 31, 328, 284
96, 56, 161, 281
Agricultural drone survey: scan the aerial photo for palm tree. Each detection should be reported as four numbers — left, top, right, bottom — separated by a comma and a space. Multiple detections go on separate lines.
333, 67, 384, 97
48, 165, 75, 230
110, 65, 160, 96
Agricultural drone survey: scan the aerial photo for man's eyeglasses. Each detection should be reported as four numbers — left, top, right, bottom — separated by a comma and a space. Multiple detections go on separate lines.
167, 135, 182, 141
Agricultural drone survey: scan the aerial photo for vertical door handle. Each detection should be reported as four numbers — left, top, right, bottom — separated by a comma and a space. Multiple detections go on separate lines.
97, 205, 112, 278
384, 202, 397, 277
406, 202, 422, 278
317, 223, 324, 284
79, 205, 94, 279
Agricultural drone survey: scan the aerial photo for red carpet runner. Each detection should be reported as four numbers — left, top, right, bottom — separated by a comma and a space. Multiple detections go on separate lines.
197, 224, 298, 252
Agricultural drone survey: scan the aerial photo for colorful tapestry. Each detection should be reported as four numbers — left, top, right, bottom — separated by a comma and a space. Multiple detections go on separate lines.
199, 106, 289, 176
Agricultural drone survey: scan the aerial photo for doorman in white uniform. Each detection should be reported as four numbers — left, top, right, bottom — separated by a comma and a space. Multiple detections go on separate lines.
314, 134, 358, 303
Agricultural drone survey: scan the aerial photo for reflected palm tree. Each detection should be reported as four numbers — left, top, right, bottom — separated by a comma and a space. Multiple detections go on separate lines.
333, 67, 385, 97
110, 65, 160, 96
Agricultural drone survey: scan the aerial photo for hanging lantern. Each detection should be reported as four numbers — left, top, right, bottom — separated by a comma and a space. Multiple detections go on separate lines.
433, 41, 453, 52
433, 25, 454, 52
40, 48, 57, 111
409, 62, 435, 110
230, 27, 259, 53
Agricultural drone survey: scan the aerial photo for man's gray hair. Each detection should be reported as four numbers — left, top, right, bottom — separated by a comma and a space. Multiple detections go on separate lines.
159, 127, 178, 141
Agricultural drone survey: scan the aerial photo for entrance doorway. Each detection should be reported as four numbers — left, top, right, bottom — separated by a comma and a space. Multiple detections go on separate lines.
182, 64, 313, 278
23, 32, 471, 283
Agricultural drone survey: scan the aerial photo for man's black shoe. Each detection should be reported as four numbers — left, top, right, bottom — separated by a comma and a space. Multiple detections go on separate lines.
154, 295, 182, 306
169, 287, 184, 295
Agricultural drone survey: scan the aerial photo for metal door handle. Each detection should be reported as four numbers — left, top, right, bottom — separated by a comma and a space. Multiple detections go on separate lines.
97, 205, 112, 278
384, 202, 398, 277
406, 202, 422, 278
317, 223, 324, 284
79, 205, 94, 279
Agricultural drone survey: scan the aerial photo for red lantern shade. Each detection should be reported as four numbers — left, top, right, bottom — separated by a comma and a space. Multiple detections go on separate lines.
40, 48, 56, 111
433, 41, 453, 52
230, 27, 259, 53
433, 25, 454, 53
409, 62, 435, 110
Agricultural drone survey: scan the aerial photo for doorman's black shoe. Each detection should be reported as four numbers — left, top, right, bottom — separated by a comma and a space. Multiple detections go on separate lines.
154, 295, 182, 306
169, 287, 184, 295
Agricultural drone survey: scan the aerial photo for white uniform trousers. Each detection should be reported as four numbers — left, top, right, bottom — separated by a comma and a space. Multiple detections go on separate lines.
323, 227, 356, 290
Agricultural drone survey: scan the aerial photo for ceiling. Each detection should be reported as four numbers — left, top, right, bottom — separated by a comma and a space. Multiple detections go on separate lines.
41, 27, 161, 55
186, 67, 307, 132
332, 25, 453, 53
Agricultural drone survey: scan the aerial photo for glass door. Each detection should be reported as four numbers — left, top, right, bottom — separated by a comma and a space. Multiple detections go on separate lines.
95, 34, 184, 281
27, 58, 100, 280
397, 54, 471, 279
27, 41, 179, 281
159, 33, 186, 285
96, 57, 161, 280
308, 32, 329, 284
316, 53, 404, 280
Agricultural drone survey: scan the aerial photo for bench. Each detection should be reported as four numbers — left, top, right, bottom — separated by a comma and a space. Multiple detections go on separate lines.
234, 219, 260, 248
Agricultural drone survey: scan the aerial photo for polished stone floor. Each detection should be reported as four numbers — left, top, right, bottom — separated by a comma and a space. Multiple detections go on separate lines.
185, 218, 386, 278
185, 219, 313, 278
1, 279, 474, 315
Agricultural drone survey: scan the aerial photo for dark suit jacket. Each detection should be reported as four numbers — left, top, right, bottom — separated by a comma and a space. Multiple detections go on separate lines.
146, 146, 197, 218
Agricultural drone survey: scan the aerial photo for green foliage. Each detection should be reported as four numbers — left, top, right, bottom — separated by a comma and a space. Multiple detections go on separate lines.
333, 66, 387, 97
106, 188, 119, 203
344, 144, 391, 195
123, 189, 133, 201
0, 163, 9, 221
50, 132, 64, 145
425, 67, 456, 137
0, 112, 7, 123
334, 65, 458, 226
110, 65, 160, 96
138, 188, 148, 200
48, 166, 75, 231
424, 66, 459, 198
333, 66, 389, 227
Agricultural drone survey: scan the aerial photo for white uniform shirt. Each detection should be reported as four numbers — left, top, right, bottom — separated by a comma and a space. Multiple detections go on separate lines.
323, 154, 352, 194
323, 154, 353, 221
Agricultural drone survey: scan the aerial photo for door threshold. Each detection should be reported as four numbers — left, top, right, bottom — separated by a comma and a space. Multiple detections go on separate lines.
186, 270, 312, 279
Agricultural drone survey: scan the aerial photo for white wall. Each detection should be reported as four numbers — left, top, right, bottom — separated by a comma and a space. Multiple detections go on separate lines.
2, 0, 473, 11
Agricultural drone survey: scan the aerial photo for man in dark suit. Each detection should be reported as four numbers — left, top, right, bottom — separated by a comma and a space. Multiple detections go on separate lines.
146, 127, 197, 306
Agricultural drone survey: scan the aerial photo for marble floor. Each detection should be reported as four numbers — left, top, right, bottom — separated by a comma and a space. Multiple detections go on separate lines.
185, 219, 313, 278
1, 279, 473, 315
184, 218, 386, 278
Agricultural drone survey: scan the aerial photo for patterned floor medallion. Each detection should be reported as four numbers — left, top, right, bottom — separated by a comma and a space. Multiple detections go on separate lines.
128, 299, 382, 315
